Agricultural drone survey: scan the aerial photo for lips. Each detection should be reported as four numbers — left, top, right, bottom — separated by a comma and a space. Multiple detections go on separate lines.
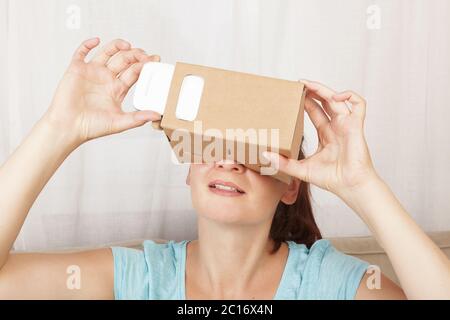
208, 179, 246, 196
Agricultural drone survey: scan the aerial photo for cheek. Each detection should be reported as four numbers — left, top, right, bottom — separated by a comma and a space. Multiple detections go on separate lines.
188, 164, 212, 184
188, 164, 212, 205
248, 175, 287, 207
188, 165, 287, 223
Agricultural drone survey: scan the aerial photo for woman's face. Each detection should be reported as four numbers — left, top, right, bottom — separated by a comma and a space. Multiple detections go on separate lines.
186, 161, 300, 225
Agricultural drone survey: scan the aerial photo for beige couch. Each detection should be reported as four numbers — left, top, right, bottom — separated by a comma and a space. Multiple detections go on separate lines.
19, 231, 450, 285
329, 231, 450, 284
103, 231, 450, 285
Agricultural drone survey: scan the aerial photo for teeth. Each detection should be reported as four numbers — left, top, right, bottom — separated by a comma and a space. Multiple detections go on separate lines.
214, 184, 237, 191
214, 184, 237, 192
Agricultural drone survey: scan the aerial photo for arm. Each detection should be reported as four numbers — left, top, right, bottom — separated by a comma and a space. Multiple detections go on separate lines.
0, 38, 161, 299
0, 119, 115, 299
264, 80, 450, 299
0, 249, 114, 299
356, 271, 406, 300
343, 174, 450, 299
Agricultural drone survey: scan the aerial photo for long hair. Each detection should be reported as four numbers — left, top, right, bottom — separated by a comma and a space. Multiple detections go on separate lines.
269, 137, 322, 253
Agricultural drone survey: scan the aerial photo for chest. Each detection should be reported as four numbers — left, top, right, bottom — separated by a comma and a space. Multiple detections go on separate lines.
184, 249, 289, 300
185, 275, 282, 300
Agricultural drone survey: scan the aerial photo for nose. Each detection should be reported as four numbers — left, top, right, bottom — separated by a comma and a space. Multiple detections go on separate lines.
214, 160, 246, 173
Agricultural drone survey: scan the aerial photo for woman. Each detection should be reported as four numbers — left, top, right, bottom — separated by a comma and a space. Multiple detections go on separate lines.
0, 38, 448, 300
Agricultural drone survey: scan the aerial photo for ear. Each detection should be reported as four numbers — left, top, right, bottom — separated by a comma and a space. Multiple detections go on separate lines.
280, 178, 300, 205
186, 166, 191, 186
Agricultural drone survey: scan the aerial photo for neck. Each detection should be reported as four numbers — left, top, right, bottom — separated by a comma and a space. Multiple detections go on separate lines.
189, 216, 280, 298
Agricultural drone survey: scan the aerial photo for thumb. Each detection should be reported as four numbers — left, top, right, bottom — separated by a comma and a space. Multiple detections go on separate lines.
262, 151, 310, 182
113, 111, 161, 133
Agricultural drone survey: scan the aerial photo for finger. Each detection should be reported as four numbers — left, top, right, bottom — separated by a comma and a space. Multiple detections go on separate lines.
332, 90, 367, 119
112, 111, 162, 133
300, 79, 350, 116
118, 56, 155, 96
72, 38, 100, 62
91, 39, 131, 65
262, 151, 310, 182
306, 91, 337, 119
116, 54, 160, 78
115, 62, 145, 100
300, 79, 336, 101
304, 96, 329, 130
106, 48, 147, 76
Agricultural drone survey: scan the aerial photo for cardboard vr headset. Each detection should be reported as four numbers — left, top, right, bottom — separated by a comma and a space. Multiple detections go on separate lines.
133, 62, 306, 184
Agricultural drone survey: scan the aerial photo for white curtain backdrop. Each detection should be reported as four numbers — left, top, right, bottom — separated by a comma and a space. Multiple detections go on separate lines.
1, 0, 449, 251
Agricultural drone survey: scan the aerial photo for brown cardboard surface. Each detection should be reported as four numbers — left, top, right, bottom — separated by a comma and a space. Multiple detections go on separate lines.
156, 62, 306, 184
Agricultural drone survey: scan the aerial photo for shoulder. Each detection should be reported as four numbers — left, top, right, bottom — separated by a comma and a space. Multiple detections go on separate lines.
141, 240, 186, 279
111, 239, 186, 264
110, 240, 187, 300
288, 239, 370, 300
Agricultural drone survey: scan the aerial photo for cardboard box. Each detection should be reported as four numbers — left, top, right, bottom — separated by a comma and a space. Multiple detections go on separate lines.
134, 62, 306, 184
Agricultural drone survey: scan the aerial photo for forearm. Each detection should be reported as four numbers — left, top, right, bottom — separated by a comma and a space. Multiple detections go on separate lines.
339, 175, 450, 299
0, 115, 78, 269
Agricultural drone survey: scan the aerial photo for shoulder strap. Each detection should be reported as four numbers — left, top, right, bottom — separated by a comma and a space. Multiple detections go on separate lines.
143, 240, 186, 299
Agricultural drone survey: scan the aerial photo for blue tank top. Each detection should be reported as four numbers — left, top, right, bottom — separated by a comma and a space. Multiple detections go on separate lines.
111, 239, 369, 300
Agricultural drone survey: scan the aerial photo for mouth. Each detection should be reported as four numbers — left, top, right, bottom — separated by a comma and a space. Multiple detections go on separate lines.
208, 179, 246, 197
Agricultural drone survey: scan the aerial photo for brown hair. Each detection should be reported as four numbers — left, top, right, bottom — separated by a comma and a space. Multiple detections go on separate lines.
269, 137, 322, 253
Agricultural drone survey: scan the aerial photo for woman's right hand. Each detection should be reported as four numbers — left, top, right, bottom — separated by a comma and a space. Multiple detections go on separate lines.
44, 38, 162, 147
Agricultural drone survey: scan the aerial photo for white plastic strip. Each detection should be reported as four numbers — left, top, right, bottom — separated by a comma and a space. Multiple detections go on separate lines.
133, 62, 175, 114
175, 75, 204, 121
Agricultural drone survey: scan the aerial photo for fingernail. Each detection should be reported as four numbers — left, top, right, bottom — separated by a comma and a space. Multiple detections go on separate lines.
262, 151, 280, 170
262, 151, 275, 161
120, 41, 131, 49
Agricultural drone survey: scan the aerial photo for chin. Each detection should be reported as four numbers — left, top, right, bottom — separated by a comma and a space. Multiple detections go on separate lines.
196, 200, 269, 225
191, 186, 271, 225
211, 213, 250, 225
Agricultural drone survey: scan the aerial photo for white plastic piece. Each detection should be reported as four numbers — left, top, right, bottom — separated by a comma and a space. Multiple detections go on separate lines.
133, 62, 175, 114
175, 75, 204, 121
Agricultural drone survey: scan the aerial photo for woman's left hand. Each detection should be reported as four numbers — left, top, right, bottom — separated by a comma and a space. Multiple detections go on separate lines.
264, 80, 380, 198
